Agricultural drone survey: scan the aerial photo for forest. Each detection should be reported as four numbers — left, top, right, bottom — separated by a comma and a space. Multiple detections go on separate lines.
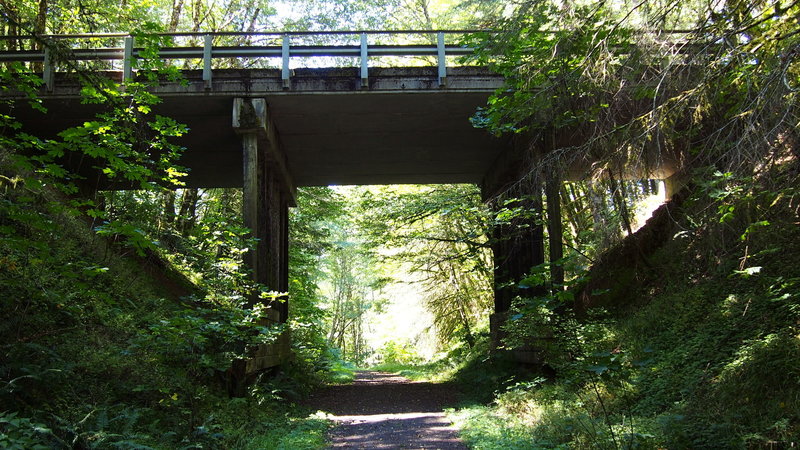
1, 0, 799, 448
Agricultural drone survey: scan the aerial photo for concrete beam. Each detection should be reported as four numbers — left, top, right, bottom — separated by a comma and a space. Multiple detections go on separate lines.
232, 98, 297, 205
5, 67, 507, 189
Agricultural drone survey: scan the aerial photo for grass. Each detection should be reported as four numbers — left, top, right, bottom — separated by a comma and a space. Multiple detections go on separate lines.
231, 410, 332, 450
369, 337, 499, 384
449, 405, 551, 449
322, 360, 359, 384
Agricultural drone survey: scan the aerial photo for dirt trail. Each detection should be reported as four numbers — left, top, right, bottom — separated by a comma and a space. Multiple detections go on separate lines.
305, 371, 467, 449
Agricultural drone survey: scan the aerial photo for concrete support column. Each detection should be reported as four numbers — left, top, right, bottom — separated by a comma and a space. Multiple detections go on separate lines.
489, 193, 546, 349
232, 98, 296, 379
482, 133, 548, 351
241, 131, 271, 304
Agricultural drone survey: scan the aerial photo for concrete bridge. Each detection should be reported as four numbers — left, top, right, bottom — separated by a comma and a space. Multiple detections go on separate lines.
1, 31, 672, 374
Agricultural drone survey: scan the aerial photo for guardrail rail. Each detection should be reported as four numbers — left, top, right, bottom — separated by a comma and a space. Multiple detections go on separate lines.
0, 30, 484, 91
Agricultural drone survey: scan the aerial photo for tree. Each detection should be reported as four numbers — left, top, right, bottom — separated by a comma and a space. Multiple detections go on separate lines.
463, 0, 800, 286
358, 184, 493, 348
288, 186, 347, 364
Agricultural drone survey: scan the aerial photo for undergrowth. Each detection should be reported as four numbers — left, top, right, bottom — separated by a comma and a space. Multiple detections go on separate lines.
367, 331, 520, 387
0, 170, 331, 448
322, 358, 359, 384
447, 168, 800, 449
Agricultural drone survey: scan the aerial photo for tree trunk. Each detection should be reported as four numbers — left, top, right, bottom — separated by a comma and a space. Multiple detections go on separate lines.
162, 191, 176, 226
192, 0, 204, 32
608, 170, 634, 236
561, 184, 581, 249
246, 7, 261, 32
546, 175, 564, 289
586, 180, 606, 228
27, 0, 47, 71
177, 188, 199, 233
418, 0, 434, 29
35, 0, 47, 36
4, 5, 20, 52
587, 179, 619, 250
449, 264, 475, 347
169, 0, 185, 32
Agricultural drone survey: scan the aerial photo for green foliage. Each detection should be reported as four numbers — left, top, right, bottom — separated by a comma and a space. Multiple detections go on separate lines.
0, 177, 306, 446
466, 0, 800, 212
358, 184, 493, 349
449, 3, 800, 444
271, 414, 331, 450
376, 339, 422, 365
322, 359, 358, 385
449, 405, 550, 449
449, 165, 800, 448
0, 20, 337, 449
322, 221, 387, 364
463, 2, 635, 136
94, 220, 159, 256
0, 161, 344, 448
501, 257, 603, 378
0, 412, 53, 450
227, 410, 330, 450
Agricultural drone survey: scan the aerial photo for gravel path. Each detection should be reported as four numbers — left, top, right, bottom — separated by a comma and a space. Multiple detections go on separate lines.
305, 371, 468, 449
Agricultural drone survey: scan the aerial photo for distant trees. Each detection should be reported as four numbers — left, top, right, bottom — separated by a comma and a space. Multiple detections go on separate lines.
285, 184, 495, 361
294, 188, 389, 365
323, 230, 386, 363
358, 185, 493, 349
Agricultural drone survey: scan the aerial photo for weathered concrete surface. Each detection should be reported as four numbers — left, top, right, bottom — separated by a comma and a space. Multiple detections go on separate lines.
7, 66, 508, 188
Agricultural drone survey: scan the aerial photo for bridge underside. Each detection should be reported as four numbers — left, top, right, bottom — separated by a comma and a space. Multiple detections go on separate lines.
14, 67, 508, 189
8, 66, 521, 374
7, 65, 677, 373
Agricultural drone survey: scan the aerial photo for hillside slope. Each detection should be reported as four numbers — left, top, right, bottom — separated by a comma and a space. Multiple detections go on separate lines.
452, 167, 800, 448
0, 180, 328, 448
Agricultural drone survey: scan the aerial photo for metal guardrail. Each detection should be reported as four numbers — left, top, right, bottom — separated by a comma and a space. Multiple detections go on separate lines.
0, 31, 482, 91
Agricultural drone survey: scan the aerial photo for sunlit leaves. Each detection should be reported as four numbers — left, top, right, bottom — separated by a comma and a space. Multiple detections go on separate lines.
463, 1, 639, 136
94, 220, 158, 256
356, 185, 493, 348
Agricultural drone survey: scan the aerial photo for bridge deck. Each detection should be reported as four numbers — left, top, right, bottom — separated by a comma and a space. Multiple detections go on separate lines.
11, 66, 507, 188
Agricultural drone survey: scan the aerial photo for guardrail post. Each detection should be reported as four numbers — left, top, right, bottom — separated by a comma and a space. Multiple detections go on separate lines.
123, 36, 134, 82
203, 34, 213, 90
43, 47, 54, 92
360, 33, 369, 89
437, 32, 447, 87
281, 35, 290, 89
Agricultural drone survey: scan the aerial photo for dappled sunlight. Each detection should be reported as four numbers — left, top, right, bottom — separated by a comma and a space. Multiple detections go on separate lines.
327, 411, 453, 423
324, 411, 465, 449
631, 180, 667, 232
306, 371, 466, 448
